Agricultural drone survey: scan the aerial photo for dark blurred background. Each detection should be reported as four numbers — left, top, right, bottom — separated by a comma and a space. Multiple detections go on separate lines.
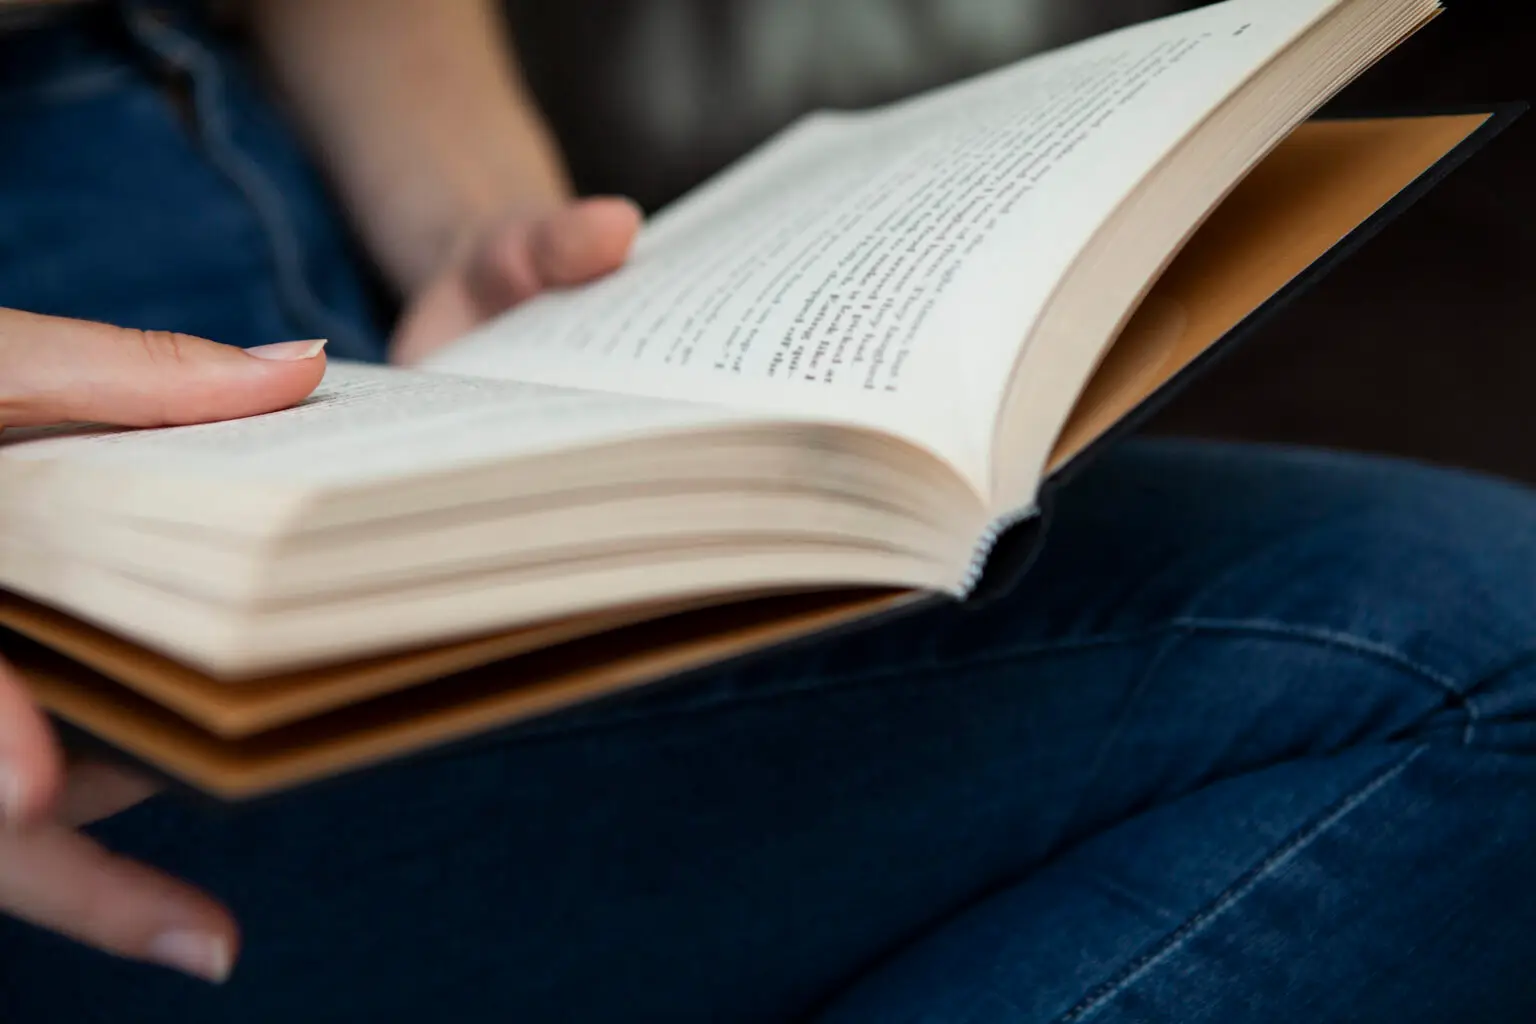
503, 0, 1536, 484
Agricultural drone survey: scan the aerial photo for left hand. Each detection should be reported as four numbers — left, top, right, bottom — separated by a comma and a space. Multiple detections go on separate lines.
389, 196, 642, 364
0, 312, 329, 982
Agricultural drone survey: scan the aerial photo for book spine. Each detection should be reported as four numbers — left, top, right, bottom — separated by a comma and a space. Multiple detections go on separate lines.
958, 503, 1041, 596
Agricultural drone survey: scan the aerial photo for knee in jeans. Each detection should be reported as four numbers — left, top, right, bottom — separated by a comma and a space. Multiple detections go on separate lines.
1143, 444, 1536, 694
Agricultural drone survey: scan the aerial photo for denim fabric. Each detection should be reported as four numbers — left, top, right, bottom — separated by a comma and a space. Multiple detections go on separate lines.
2, 7, 1536, 1024
0, 2, 387, 361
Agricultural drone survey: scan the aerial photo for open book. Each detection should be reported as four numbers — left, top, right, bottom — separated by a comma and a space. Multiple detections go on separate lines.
0, 0, 1510, 795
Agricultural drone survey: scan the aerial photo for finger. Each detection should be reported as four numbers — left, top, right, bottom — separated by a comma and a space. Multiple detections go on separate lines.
528, 197, 643, 287
58, 761, 161, 828
470, 196, 642, 310
0, 308, 327, 429
0, 655, 64, 830
0, 822, 238, 983
388, 272, 480, 366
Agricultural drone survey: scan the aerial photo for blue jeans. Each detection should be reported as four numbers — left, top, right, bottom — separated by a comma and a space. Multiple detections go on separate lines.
2, 6, 1536, 1023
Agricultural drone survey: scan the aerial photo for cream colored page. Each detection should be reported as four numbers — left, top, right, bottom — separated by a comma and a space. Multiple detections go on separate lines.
426, 0, 1345, 490
0, 362, 755, 486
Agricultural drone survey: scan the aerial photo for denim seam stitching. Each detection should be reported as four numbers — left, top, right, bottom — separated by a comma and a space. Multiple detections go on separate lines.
1463, 690, 1481, 746
500, 621, 1470, 747
1452, 650, 1536, 746
1165, 616, 1464, 696
123, 9, 368, 352
1056, 626, 1192, 844
1054, 744, 1429, 1024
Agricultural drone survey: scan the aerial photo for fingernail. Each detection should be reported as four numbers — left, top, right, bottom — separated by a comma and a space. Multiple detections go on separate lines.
148, 930, 232, 984
246, 339, 328, 361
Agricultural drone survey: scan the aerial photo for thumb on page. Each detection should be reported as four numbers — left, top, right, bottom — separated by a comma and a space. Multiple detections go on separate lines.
466, 197, 643, 309
0, 308, 327, 429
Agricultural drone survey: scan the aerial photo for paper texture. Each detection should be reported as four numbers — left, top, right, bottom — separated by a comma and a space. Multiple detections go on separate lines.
428, 0, 1346, 483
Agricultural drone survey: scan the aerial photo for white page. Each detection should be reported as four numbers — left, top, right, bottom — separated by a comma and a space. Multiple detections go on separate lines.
0, 362, 758, 486
426, 0, 1344, 490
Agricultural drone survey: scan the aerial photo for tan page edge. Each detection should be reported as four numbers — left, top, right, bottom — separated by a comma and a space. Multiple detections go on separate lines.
1048, 112, 1490, 471
23, 590, 918, 798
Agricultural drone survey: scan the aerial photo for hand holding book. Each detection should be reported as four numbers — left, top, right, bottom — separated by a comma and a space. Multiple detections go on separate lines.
0, 148, 644, 988
389, 196, 642, 364
0, 309, 330, 982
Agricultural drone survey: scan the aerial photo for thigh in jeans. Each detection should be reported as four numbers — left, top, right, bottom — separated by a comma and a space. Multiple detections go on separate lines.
0, 4, 387, 359
816, 441, 1536, 1023
2, 439, 1534, 1023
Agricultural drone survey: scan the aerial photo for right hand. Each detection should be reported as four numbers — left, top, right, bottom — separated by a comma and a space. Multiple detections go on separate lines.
0, 307, 328, 982
389, 196, 641, 364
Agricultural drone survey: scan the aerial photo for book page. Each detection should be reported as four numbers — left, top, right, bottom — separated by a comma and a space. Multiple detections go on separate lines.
426, 0, 1344, 489
0, 362, 764, 529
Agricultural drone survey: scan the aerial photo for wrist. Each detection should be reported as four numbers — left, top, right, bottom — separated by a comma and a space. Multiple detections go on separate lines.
247, 0, 574, 296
